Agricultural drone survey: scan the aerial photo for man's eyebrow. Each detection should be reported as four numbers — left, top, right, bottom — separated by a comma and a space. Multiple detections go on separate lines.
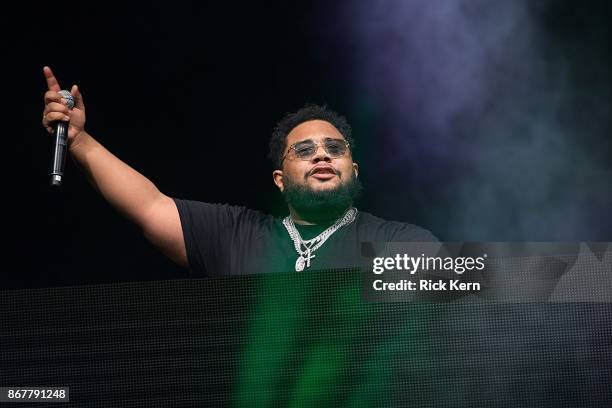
296, 137, 343, 142
290, 138, 313, 146
291, 136, 345, 146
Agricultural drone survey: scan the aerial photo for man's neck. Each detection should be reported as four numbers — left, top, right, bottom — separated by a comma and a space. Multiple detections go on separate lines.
289, 205, 352, 226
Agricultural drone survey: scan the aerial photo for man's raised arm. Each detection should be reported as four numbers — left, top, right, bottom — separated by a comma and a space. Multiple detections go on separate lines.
41, 66, 187, 267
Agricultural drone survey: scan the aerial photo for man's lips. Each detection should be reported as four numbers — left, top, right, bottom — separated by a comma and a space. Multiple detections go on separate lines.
308, 165, 338, 180
311, 173, 336, 180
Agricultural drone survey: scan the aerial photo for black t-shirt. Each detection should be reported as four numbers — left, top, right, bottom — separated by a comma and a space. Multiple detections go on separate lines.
173, 199, 437, 277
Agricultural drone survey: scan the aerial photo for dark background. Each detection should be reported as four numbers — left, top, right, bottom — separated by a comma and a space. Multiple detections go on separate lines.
8, 0, 612, 289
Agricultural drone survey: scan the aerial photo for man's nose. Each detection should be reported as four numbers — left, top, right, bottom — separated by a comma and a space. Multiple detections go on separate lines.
312, 144, 331, 162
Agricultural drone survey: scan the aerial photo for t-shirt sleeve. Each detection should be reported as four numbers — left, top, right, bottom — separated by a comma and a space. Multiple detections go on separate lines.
390, 222, 439, 242
172, 199, 264, 277
359, 213, 439, 243
379, 222, 441, 260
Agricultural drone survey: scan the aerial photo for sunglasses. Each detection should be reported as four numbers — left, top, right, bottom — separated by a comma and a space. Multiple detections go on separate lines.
282, 138, 350, 162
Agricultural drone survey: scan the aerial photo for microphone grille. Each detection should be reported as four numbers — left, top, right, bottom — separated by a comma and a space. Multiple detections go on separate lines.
59, 90, 75, 109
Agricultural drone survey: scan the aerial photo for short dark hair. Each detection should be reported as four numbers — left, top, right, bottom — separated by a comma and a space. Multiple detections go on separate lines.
268, 103, 354, 169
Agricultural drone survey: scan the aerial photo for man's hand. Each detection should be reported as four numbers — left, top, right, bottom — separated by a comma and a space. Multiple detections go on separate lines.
42, 66, 87, 148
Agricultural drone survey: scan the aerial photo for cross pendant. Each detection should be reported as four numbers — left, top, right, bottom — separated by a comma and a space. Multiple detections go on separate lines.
304, 249, 315, 268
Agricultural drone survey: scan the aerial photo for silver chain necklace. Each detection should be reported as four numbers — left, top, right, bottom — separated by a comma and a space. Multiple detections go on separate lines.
282, 208, 358, 271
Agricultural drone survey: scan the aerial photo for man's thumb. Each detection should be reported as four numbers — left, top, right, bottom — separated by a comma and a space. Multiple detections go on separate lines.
70, 84, 85, 110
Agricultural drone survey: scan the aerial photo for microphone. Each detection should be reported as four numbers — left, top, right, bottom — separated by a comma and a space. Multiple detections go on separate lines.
49, 90, 75, 187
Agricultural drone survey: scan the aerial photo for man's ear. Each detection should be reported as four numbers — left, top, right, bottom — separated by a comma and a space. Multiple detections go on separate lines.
273, 170, 284, 192
353, 162, 359, 178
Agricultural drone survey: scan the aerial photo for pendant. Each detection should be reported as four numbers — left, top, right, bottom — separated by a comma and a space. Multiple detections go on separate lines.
295, 256, 305, 272
295, 250, 315, 272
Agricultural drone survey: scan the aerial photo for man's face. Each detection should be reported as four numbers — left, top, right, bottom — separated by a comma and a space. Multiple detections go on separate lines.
272, 120, 359, 194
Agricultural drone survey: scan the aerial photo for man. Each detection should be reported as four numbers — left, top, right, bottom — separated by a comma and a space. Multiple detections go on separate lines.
42, 66, 435, 277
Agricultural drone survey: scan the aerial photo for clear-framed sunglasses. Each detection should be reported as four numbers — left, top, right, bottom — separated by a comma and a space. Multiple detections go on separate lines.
282, 138, 350, 162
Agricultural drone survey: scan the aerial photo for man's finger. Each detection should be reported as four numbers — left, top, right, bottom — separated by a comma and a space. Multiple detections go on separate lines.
44, 102, 70, 116
43, 66, 61, 92
44, 90, 62, 104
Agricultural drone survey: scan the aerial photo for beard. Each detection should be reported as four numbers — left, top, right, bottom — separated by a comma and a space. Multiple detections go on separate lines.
282, 173, 363, 224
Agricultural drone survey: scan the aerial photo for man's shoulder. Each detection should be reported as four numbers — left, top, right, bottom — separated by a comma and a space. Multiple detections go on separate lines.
356, 210, 438, 242
173, 198, 276, 225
